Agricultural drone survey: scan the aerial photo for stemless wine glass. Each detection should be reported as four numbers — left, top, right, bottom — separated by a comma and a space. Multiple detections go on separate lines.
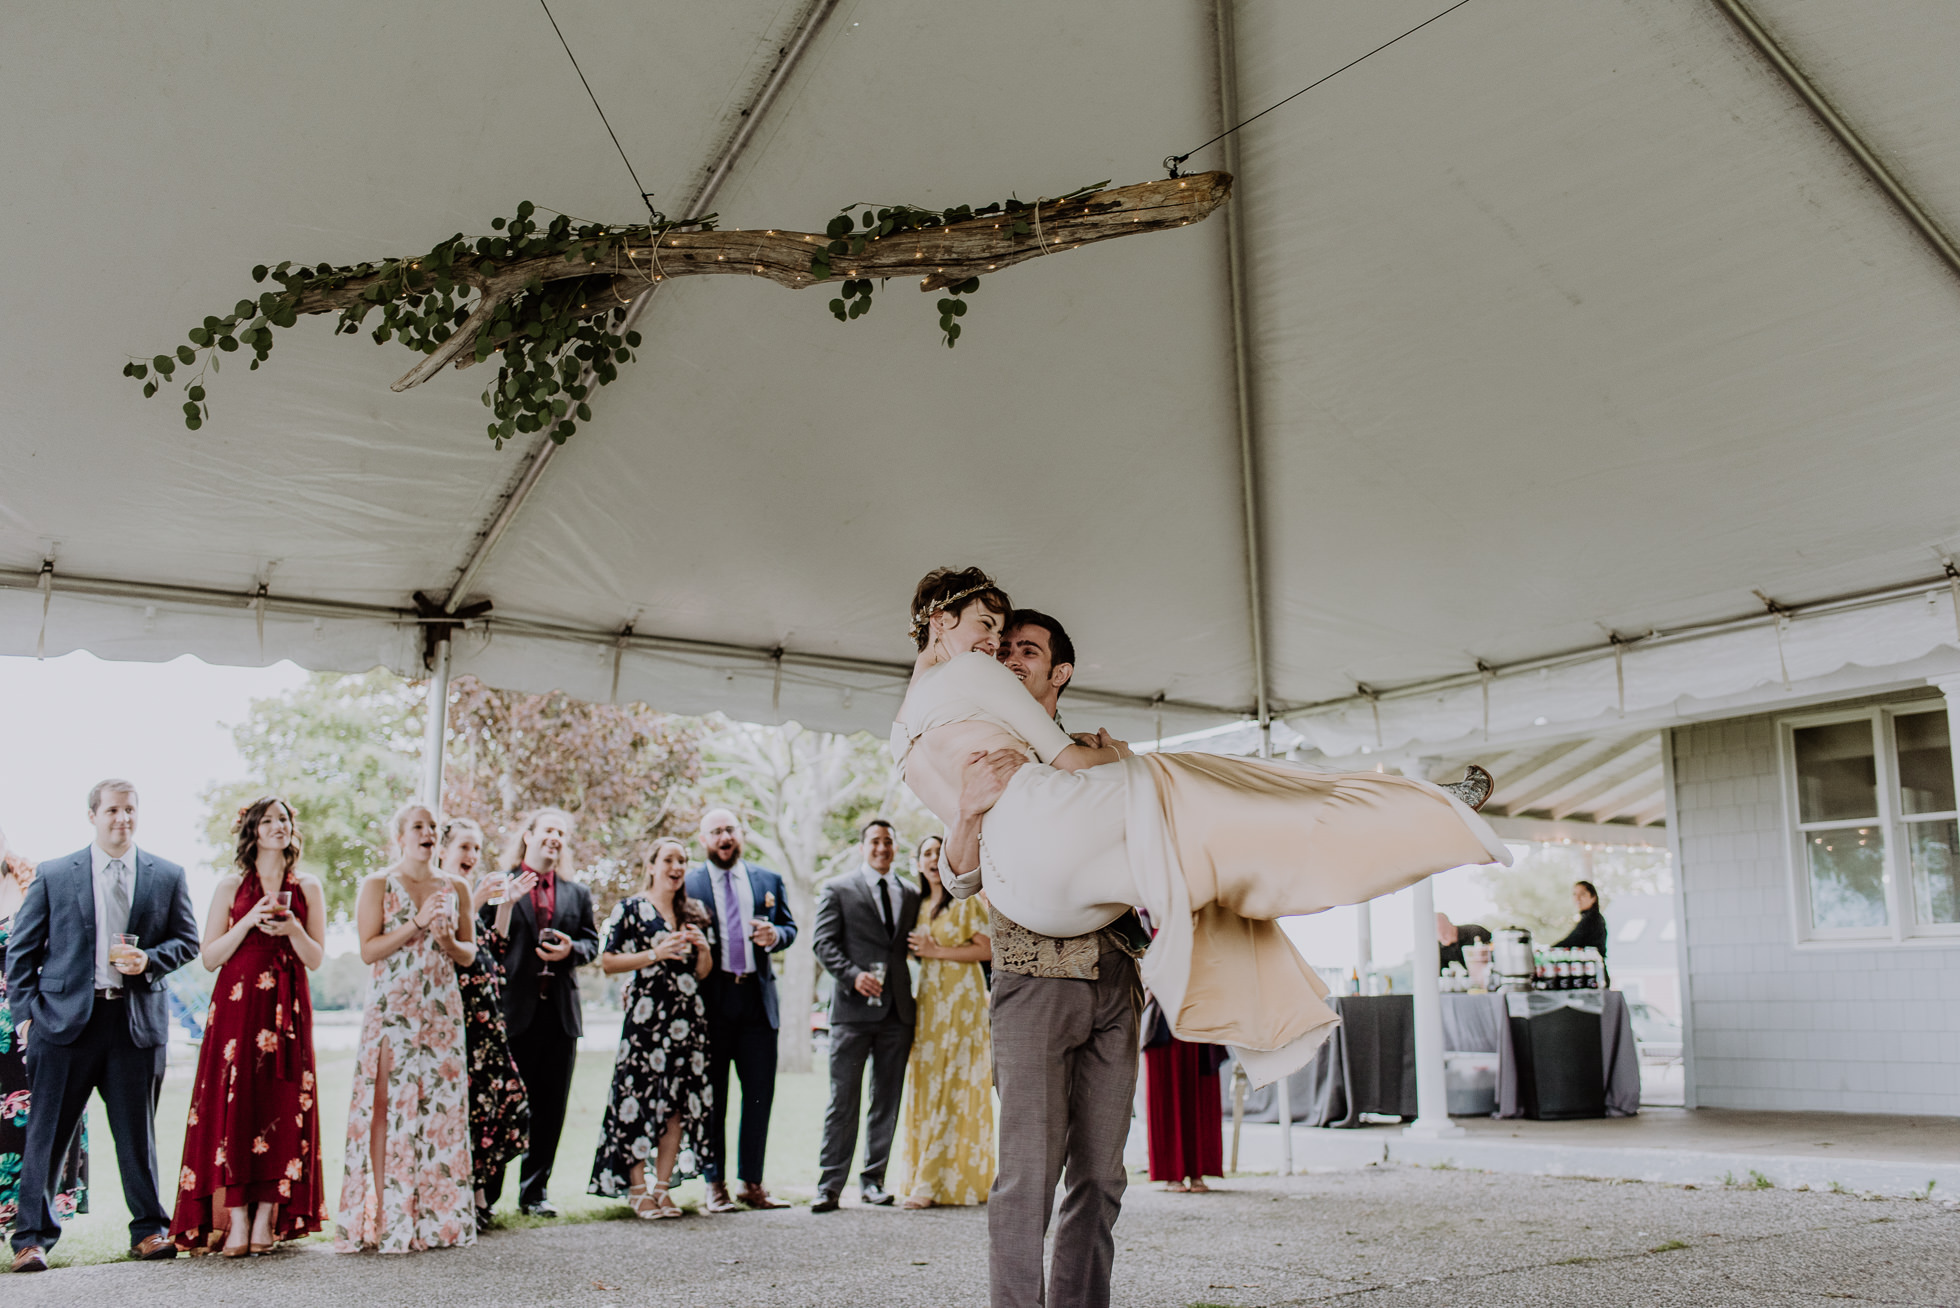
273, 891, 294, 919
111, 932, 142, 969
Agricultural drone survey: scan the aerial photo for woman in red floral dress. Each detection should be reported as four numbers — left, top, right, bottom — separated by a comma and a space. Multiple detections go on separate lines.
170, 796, 326, 1256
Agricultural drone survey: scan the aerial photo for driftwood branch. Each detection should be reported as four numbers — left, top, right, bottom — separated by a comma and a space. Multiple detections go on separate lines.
292, 173, 1230, 391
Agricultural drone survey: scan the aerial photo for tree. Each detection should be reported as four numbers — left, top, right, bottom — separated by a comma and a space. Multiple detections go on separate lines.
702, 721, 938, 1073
440, 675, 705, 919
201, 671, 423, 921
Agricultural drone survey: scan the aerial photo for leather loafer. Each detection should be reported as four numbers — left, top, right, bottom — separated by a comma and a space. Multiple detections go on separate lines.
518, 1199, 559, 1218
704, 1182, 741, 1214
858, 1182, 896, 1206
131, 1233, 178, 1260
810, 1192, 841, 1213
12, 1246, 49, 1273
737, 1183, 790, 1210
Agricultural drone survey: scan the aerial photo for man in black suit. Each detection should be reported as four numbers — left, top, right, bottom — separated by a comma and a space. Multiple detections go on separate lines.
5, 780, 199, 1272
687, 808, 798, 1213
810, 819, 919, 1212
474, 807, 599, 1219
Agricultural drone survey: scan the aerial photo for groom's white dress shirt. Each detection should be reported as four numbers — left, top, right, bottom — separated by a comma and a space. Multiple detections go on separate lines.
90, 842, 138, 990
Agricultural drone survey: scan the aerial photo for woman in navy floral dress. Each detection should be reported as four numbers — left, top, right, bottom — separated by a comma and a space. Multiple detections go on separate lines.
441, 818, 530, 1232
589, 839, 713, 1219
0, 849, 86, 1234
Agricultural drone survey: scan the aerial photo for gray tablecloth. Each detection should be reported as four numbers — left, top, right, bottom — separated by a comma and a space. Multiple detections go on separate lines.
1231, 989, 1640, 1125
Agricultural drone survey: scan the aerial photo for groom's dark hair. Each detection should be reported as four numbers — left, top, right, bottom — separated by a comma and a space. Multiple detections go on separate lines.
1007, 609, 1075, 696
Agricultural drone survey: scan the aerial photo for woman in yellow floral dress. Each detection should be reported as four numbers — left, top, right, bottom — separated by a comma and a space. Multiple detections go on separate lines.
893, 836, 994, 1208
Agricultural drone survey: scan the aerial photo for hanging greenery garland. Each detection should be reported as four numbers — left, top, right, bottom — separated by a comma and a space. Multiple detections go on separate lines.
123, 173, 1230, 447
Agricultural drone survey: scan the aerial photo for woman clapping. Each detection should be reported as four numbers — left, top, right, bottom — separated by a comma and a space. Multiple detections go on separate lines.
589, 839, 713, 1219
334, 803, 476, 1253
171, 796, 327, 1255
443, 818, 530, 1232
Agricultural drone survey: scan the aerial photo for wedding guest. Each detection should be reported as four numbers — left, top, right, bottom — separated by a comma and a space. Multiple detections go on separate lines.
475, 809, 598, 1218
686, 808, 797, 1213
590, 839, 713, 1219
1436, 913, 1492, 971
5, 780, 199, 1272
811, 820, 919, 1212
445, 817, 529, 1233
0, 839, 88, 1239
171, 796, 326, 1255
894, 834, 993, 1209
1141, 1016, 1224, 1193
334, 802, 476, 1254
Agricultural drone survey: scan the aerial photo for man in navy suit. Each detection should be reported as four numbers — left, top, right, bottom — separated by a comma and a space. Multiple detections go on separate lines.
687, 808, 797, 1213
474, 807, 600, 1220
5, 780, 199, 1271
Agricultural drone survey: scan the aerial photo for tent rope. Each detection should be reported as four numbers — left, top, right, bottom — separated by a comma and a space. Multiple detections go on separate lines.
538, 0, 662, 225
1165, 0, 1476, 177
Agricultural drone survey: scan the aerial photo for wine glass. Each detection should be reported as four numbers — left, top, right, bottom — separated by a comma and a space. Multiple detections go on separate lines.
867, 961, 887, 1008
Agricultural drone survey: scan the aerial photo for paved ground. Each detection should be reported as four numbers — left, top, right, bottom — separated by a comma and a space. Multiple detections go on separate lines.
11, 1167, 1958, 1307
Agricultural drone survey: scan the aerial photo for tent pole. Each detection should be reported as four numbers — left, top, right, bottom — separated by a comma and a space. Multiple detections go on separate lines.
1211, 0, 1272, 744
1212, 0, 1287, 1175
1401, 759, 1464, 1141
1712, 0, 1960, 284
438, 0, 844, 615
420, 636, 451, 811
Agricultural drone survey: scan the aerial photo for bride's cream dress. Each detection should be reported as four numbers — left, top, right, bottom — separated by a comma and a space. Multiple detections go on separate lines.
892, 652, 1512, 1084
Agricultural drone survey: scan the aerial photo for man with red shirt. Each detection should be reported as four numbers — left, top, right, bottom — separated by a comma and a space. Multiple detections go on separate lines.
475, 808, 599, 1219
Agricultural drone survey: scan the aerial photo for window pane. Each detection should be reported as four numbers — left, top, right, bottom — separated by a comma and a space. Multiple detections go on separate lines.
1895, 711, 1955, 815
1805, 826, 1888, 929
1907, 818, 1960, 925
1793, 721, 1879, 823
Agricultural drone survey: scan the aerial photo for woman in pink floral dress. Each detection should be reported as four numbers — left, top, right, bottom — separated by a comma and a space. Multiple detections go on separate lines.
334, 803, 477, 1253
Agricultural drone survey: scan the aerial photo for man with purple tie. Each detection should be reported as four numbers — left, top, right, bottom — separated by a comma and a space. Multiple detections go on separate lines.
686, 809, 798, 1213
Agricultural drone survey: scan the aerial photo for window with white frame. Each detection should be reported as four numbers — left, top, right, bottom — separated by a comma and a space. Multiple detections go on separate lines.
1782, 704, 1960, 941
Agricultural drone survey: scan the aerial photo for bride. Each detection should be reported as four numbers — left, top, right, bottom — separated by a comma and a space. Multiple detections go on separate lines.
891, 567, 1512, 1083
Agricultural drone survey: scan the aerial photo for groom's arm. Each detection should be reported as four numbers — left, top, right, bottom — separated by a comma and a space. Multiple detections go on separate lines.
943, 748, 1025, 895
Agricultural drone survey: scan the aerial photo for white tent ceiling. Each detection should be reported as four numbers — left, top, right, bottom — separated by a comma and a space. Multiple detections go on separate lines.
6, 0, 1960, 753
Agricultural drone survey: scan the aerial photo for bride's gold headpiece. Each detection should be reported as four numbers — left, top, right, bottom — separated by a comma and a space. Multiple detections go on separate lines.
910, 583, 992, 642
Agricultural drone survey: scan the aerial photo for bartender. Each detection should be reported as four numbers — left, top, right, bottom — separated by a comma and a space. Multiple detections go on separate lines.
1553, 879, 1610, 984
1436, 912, 1491, 970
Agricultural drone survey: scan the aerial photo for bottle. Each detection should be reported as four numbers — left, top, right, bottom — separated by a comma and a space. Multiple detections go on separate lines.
1350, 967, 1361, 996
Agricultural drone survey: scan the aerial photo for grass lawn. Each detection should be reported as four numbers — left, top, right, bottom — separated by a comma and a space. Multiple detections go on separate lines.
37, 1044, 838, 1268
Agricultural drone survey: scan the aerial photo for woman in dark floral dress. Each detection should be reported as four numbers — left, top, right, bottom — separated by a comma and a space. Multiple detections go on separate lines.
441, 817, 530, 1233
171, 796, 327, 1255
0, 848, 87, 1234
589, 839, 713, 1219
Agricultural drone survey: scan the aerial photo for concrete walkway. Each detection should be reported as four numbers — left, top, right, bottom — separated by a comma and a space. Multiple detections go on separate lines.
9, 1168, 1956, 1307
1205, 1108, 1960, 1199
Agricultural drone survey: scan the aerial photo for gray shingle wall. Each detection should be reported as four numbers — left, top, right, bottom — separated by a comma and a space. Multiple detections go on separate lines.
1672, 711, 1960, 1114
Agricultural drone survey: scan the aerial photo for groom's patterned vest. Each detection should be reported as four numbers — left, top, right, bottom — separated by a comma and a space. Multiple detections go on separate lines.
988, 906, 1145, 981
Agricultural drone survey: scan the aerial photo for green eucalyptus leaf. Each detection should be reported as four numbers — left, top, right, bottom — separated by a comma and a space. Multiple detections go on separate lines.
143, 381, 157, 397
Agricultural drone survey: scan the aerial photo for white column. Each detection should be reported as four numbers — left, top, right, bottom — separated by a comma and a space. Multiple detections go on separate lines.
419, 637, 452, 811
1403, 872, 1463, 1139
1355, 900, 1373, 987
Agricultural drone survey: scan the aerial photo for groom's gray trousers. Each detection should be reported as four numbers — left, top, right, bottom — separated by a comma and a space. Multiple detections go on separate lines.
989, 944, 1141, 1308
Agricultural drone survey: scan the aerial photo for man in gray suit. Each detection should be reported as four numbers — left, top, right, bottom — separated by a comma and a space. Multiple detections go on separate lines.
5, 779, 199, 1271
809, 819, 920, 1211
943, 610, 1145, 1308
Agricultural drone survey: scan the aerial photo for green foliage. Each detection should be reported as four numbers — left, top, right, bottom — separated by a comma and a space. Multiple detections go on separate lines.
1476, 841, 1671, 943
128, 200, 689, 446
814, 181, 1106, 346
201, 672, 423, 922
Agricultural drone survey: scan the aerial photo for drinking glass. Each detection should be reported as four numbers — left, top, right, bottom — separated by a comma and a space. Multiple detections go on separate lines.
538, 927, 559, 980
111, 932, 142, 969
487, 873, 508, 907
273, 891, 294, 919
867, 961, 887, 1008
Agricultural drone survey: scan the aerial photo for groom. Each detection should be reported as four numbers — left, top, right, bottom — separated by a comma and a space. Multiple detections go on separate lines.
946, 609, 1144, 1308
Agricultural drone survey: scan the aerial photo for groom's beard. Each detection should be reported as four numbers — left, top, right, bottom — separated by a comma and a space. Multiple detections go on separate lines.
706, 846, 742, 870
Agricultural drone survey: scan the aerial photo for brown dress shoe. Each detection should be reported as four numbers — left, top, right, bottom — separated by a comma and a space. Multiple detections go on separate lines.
703, 1181, 741, 1214
130, 1233, 178, 1260
737, 1183, 789, 1210
12, 1246, 49, 1273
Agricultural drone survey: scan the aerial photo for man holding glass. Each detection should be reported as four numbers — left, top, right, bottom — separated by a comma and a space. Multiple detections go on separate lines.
810, 819, 919, 1212
5, 780, 198, 1272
